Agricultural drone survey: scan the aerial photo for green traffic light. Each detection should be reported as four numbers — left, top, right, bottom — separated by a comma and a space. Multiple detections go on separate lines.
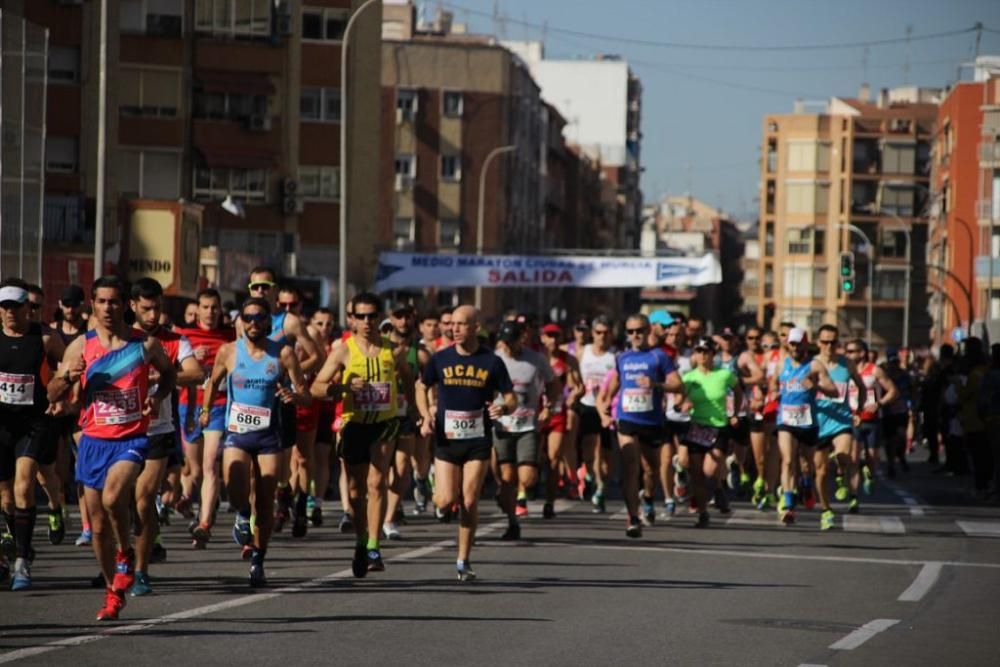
842, 279, 854, 293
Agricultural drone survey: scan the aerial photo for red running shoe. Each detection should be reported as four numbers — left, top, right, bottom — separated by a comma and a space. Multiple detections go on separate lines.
96, 587, 126, 621
112, 548, 135, 592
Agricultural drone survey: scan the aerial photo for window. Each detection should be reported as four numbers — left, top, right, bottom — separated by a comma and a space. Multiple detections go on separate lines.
46, 136, 77, 173
764, 222, 774, 256
302, 7, 347, 41
783, 265, 827, 299
397, 88, 418, 121
787, 140, 830, 172
193, 91, 265, 121
440, 155, 461, 182
881, 141, 916, 175
394, 154, 415, 177
443, 91, 463, 117
122, 0, 183, 36
192, 166, 267, 201
195, 0, 270, 37
786, 227, 812, 254
763, 264, 774, 298
851, 180, 878, 214
393, 217, 415, 250
120, 67, 181, 118
439, 219, 461, 249
875, 269, 907, 300
48, 47, 79, 83
300, 87, 340, 122
879, 184, 914, 217
880, 229, 908, 259
298, 165, 339, 200
785, 181, 829, 215
119, 150, 182, 199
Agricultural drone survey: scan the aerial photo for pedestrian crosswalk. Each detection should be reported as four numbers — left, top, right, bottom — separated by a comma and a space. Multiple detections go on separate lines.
721, 509, 1000, 537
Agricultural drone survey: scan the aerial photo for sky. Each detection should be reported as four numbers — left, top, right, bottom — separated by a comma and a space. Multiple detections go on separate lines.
430, 0, 1000, 220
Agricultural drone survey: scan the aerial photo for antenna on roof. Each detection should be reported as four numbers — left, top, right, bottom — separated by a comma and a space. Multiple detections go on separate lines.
903, 24, 913, 85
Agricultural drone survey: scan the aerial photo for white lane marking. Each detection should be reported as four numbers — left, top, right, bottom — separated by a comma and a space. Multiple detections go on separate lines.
528, 540, 1000, 570
881, 479, 927, 516
897, 561, 943, 602
842, 515, 905, 534
957, 521, 1000, 537
0, 519, 507, 665
797, 664, 828, 667
828, 618, 900, 650
725, 509, 779, 527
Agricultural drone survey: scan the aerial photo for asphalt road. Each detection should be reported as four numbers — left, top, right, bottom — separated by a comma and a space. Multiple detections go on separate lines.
2, 462, 999, 666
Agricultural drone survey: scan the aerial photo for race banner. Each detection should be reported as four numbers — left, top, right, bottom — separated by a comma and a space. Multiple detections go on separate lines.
374, 252, 722, 291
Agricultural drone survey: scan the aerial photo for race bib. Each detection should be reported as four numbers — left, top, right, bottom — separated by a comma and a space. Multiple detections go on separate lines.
228, 402, 271, 434
781, 403, 813, 427
444, 409, 485, 440
353, 382, 392, 412
502, 407, 536, 433
93, 387, 142, 425
0, 372, 34, 406
686, 423, 719, 448
622, 387, 654, 413
831, 381, 848, 404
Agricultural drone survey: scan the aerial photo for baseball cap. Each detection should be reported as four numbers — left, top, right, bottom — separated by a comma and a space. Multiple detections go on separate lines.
573, 318, 590, 331
0, 285, 28, 305
541, 323, 562, 336
649, 310, 674, 327
390, 301, 414, 317
60, 284, 85, 307
497, 320, 523, 343
693, 336, 717, 352
787, 327, 808, 345
886, 346, 900, 361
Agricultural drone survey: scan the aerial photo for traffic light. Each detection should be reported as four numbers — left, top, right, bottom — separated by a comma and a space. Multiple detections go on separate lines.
839, 251, 856, 295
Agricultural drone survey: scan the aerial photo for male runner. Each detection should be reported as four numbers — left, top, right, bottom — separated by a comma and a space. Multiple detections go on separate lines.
48, 275, 176, 620
540, 323, 583, 517
416, 305, 515, 581
844, 339, 898, 502
310, 292, 415, 576
493, 320, 558, 538
575, 316, 616, 512
600, 313, 683, 538
203, 297, 310, 586
128, 278, 203, 595
435, 307, 455, 351
305, 307, 337, 526
749, 329, 781, 510
175, 288, 235, 547
814, 325, 867, 530
724, 332, 764, 493
0, 280, 65, 590
770, 327, 839, 524
54, 285, 89, 545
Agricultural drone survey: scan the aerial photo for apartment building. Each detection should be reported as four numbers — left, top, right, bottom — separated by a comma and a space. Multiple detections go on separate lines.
11, 0, 380, 302
757, 87, 938, 347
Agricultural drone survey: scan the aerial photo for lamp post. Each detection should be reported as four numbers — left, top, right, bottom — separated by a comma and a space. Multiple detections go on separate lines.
93, 0, 108, 275
474, 144, 516, 309
338, 0, 380, 327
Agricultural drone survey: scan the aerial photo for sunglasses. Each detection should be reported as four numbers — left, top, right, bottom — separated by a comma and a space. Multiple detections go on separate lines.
0, 301, 25, 309
763, 343, 779, 350
845, 348, 861, 354
626, 328, 647, 335
241, 312, 268, 324
248, 282, 275, 292
354, 312, 380, 322
745, 335, 759, 340
818, 339, 836, 345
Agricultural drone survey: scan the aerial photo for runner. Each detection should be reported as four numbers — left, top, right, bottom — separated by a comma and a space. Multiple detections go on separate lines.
564, 318, 590, 360
305, 307, 337, 527
770, 327, 839, 525
435, 307, 455, 351
539, 323, 583, 517
202, 297, 310, 587
383, 302, 430, 539
844, 339, 898, 503
676, 336, 742, 527
723, 331, 765, 494
664, 318, 693, 516
749, 329, 781, 510
127, 278, 203, 595
599, 313, 683, 538
881, 348, 911, 478
47, 275, 177, 620
574, 316, 616, 513
412, 312, 440, 514
416, 305, 515, 581
174, 288, 235, 547
0, 280, 66, 590
310, 293, 415, 577
814, 325, 867, 530
493, 320, 558, 538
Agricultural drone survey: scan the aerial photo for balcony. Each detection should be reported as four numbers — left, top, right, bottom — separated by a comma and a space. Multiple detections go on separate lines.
975, 256, 1000, 286
980, 142, 1000, 166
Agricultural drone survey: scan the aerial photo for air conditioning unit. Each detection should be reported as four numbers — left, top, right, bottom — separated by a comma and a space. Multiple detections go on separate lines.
247, 114, 271, 132
395, 173, 413, 191
282, 178, 298, 197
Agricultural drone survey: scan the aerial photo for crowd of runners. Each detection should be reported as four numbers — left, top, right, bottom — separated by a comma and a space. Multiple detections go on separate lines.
1, 270, 998, 621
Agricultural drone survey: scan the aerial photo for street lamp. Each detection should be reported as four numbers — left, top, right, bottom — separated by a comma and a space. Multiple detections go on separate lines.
474, 144, 516, 309
338, 0, 380, 327
94, 0, 108, 274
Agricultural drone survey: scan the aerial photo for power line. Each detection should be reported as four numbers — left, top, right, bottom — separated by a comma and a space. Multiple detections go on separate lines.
446, 3, 987, 53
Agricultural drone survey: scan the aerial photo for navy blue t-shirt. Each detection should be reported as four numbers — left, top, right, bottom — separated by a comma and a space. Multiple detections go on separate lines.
421, 345, 513, 442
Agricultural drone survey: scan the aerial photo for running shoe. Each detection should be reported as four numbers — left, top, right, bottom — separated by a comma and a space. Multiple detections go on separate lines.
191, 523, 211, 549
232, 515, 252, 547
291, 511, 308, 539
249, 555, 267, 588
10, 558, 31, 591
413, 477, 428, 512
625, 516, 642, 539
273, 506, 289, 533
779, 508, 796, 525
542, 503, 556, 520
725, 455, 740, 490
383, 522, 402, 540
515, 499, 529, 518
862, 465, 874, 495
96, 587, 126, 621
695, 511, 710, 528
834, 476, 849, 502
309, 502, 324, 527
751, 476, 766, 506
351, 544, 368, 579
367, 549, 385, 572
151, 542, 167, 564
129, 571, 153, 597
0, 531, 14, 561
591, 492, 606, 514
339, 513, 354, 533
112, 549, 135, 592
435, 505, 453, 523
820, 509, 835, 531
500, 522, 521, 541
456, 561, 477, 582
156, 495, 170, 526
714, 487, 732, 515
48, 507, 65, 545
847, 497, 860, 514
241, 545, 253, 561
739, 472, 752, 494
661, 500, 676, 519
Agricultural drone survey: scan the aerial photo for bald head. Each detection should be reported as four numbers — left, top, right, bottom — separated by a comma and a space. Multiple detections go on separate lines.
451, 304, 480, 347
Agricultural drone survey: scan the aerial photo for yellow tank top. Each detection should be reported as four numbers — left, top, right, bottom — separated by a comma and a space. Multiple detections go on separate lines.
341, 336, 398, 424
